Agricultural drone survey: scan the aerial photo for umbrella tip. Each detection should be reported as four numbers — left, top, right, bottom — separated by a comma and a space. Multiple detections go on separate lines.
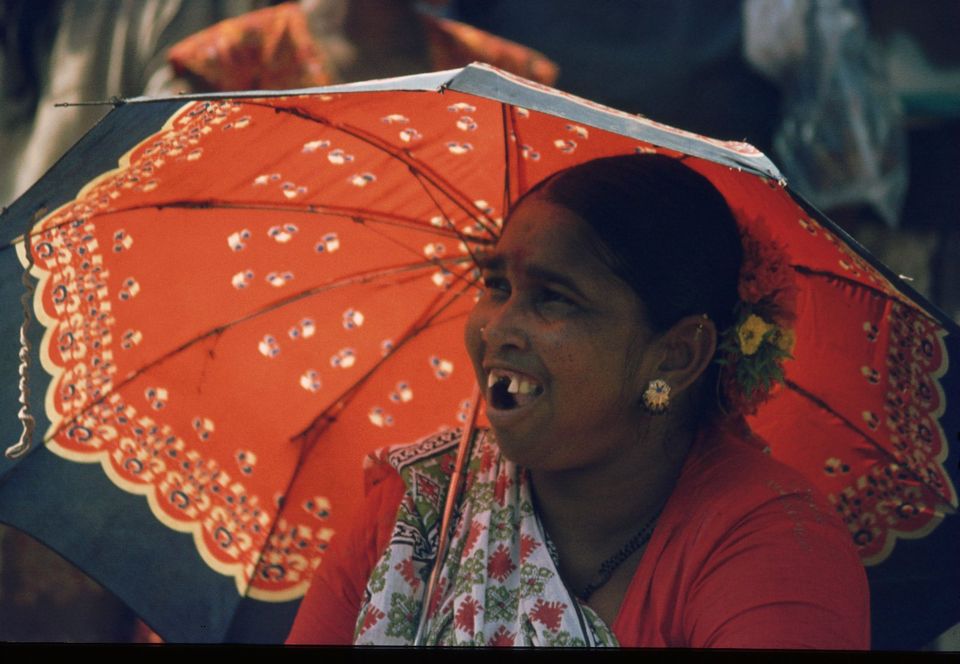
4, 400, 34, 459
4, 437, 31, 460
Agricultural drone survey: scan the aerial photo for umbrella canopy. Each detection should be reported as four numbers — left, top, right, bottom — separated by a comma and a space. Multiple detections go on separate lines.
0, 64, 957, 647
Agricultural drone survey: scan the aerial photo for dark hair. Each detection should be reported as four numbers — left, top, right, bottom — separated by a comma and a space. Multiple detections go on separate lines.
524, 154, 743, 412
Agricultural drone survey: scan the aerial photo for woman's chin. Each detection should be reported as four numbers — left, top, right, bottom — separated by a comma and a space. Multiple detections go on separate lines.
487, 424, 563, 473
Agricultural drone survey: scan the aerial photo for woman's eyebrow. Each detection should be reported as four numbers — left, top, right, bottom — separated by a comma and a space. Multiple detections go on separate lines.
475, 253, 588, 298
524, 264, 588, 300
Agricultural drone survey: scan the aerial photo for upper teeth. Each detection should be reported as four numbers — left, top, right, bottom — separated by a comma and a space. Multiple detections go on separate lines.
487, 370, 541, 395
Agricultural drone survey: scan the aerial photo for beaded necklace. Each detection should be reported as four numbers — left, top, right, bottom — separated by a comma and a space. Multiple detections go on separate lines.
545, 505, 664, 601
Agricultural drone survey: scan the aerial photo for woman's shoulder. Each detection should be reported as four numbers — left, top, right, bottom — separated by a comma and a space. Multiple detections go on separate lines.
626, 419, 870, 649
662, 417, 860, 564
679, 417, 836, 517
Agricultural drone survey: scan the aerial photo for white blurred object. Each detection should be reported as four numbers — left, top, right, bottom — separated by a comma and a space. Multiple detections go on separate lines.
743, 0, 908, 228
927, 621, 960, 652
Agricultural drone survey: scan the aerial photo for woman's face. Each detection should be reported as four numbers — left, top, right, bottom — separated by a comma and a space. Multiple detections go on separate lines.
465, 195, 657, 472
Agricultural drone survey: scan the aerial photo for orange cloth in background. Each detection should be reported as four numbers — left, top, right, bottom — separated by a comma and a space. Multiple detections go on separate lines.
167, 2, 558, 92
286, 422, 870, 648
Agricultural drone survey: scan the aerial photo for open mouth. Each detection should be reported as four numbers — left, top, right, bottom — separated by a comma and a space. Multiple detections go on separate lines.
486, 369, 544, 410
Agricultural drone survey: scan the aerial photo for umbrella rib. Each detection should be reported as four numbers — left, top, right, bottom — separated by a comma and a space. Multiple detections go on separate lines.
23, 254, 479, 603
138, 200, 464, 238
791, 265, 936, 321
291, 275, 479, 454
405, 165, 502, 242
251, 279, 478, 596
29, 257, 473, 451
783, 378, 945, 496
0, 200, 475, 252
248, 101, 498, 234
404, 168, 493, 270
501, 102, 514, 219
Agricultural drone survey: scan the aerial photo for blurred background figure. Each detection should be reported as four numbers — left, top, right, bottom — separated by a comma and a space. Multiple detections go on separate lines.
158, 0, 557, 93
0, 0, 269, 642
743, 0, 907, 229
0, 0, 269, 208
451, 0, 782, 152
865, 0, 960, 328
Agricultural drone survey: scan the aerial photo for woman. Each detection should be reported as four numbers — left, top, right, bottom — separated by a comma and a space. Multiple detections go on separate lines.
286, 154, 870, 648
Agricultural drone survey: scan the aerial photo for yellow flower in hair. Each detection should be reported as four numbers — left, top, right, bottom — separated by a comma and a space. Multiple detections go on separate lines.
774, 327, 796, 354
737, 314, 774, 356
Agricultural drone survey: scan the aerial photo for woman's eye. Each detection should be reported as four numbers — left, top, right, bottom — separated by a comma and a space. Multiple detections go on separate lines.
482, 276, 510, 298
539, 289, 575, 307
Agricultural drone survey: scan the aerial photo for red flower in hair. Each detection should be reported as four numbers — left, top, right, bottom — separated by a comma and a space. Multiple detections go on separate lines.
716, 217, 798, 417
737, 222, 797, 326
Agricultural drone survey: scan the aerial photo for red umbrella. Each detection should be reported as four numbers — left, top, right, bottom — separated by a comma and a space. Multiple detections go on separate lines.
0, 64, 956, 646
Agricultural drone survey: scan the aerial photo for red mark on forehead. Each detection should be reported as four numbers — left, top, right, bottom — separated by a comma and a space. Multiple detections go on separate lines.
503, 246, 531, 266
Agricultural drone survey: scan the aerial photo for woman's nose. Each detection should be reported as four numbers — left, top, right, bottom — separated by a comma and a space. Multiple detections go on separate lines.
481, 301, 529, 351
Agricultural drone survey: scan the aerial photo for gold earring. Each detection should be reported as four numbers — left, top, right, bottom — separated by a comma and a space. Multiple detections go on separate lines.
642, 378, 671, 414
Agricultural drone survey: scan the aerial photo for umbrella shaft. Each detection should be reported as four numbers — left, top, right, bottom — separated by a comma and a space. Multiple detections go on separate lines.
413, 384, 481, 644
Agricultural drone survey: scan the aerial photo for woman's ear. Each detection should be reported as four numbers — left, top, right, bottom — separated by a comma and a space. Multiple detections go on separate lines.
653, 314, 717, 396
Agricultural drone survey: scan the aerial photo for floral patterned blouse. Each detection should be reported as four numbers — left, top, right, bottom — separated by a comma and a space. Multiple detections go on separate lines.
287, 420, 870, 648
